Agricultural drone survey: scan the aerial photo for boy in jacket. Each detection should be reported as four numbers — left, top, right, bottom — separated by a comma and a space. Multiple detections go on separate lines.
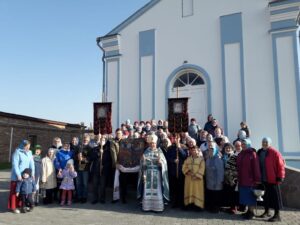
16, 168, 36, 213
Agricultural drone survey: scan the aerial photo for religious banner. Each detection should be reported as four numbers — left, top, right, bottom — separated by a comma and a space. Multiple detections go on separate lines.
168, 98, 189, 133
93, 102, 112, 135
118, 138, 146, 168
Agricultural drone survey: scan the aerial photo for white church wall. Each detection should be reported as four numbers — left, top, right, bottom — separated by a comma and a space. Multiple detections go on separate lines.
141, 55, 154, 121
117, 30, 139, 125
119, 0, 226, 127
224, 43, 243, 141
242, 2, 279, 149
276, 36, 300, 152
112, 0, 280, 148
106, 59, 119, 131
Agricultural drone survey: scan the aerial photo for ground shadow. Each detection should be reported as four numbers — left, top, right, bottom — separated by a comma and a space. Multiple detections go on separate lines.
0, 174, 298, 222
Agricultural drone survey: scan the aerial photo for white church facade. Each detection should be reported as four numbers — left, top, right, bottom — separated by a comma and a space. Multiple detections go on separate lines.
97, 0, 300, 168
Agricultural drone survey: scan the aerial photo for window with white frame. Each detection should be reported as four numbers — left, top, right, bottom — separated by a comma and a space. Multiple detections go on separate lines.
173, 72, 204, 88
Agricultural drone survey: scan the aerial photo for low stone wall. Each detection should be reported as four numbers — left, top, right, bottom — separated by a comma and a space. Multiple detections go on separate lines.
281, 166, 300, 209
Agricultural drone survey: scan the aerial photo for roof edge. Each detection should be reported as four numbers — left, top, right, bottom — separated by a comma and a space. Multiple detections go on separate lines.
105, 0, 161, 36
0, 111, 84, 129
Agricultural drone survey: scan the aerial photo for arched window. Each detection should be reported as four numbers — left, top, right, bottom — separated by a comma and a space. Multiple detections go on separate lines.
173, 72, 205, 88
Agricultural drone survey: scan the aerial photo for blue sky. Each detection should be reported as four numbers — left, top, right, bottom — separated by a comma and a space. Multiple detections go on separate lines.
0, 0, 149, 127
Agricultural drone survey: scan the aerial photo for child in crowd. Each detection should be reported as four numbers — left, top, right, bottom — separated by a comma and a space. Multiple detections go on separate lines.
57, 161, 77, 206
33, 145, 43, 206
240, 121, 251, 138
16, 168, 36, 213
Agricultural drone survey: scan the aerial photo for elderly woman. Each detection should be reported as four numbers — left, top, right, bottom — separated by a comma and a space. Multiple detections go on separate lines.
8, 140, 35, 214
137, 134, 169, 212
41, 148, 57, 204
205, 141, 224, 213
257, 137, 285, 222
223, 143, 239, 214
51, 137, 63, 152
200, 133, 214, 157
237, 139, 261, 220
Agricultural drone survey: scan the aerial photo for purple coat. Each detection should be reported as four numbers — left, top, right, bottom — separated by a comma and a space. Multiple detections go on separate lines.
58, 168, 77, 190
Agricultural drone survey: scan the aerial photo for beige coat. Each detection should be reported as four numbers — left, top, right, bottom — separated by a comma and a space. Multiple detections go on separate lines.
41, 156, 57, 189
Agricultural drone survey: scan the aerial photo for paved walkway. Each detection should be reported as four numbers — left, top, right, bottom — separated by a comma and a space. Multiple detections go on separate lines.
0, 170, 299, 225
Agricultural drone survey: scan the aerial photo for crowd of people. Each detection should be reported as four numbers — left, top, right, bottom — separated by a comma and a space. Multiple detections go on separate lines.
7, 115, 286, 222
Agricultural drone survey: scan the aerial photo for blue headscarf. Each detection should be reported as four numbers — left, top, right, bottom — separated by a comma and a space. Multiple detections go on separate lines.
209, 142, 219, 156
18, 140, 29, 149
262, 137, 272, 145
242, 139, 252, 149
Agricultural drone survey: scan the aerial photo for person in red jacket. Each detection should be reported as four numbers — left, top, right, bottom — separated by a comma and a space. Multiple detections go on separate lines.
237, 139, 261, 220
257, 137, 285, 222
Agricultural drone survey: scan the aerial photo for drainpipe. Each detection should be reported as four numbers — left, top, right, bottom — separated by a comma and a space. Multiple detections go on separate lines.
96, 37, 106, 102
9, 127, 14, 162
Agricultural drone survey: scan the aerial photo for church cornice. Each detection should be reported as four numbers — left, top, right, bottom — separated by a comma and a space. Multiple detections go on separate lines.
105, 0, 161, 36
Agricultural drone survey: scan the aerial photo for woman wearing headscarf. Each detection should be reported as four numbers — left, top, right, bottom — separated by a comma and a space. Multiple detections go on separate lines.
8, 140, 35, 214
237, 139, 261, 220
200, 133, 214, 160
41, 148, 57, 204
233, 130, 247, 145
137, 134, 169, 212
223, 143, 239, 214
205, 141, 224, 213
257, 137, 285, 222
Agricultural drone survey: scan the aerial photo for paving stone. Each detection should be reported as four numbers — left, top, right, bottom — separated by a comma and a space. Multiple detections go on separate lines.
0, 170, 299, 225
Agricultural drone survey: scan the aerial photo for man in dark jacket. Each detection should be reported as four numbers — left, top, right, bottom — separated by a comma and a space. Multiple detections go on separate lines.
74, 134, 93, 203
70, 137, 80, 159
90, 135, 112, 204
166, 135, 188, 208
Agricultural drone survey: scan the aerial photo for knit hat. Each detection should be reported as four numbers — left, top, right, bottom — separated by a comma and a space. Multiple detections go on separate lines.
33, 144, 42, 154
22, 168, 31, 177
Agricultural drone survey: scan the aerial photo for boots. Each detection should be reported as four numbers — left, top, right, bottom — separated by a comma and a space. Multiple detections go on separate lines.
258, 208, 271, 218
243, 207, 254, 220
268, 210, 281, 222
21, 207, 27, 213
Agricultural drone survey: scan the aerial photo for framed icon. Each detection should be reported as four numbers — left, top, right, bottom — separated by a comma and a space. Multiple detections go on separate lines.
97, 106, 107, 118
93, 102, 112, 135
173, 102, 183, 114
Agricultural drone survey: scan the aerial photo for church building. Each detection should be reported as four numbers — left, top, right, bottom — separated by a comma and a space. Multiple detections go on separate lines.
97, 0, 300, 168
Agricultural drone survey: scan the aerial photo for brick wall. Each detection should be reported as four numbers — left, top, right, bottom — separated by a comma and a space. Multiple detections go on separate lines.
281, 166, 300, 209
0, 116, 84, 162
